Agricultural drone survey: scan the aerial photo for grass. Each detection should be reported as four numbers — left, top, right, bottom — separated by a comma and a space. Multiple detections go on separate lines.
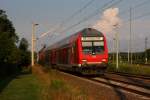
33, 65, 88, 100
48, 79, 87, 100
0, 74, 41, 100
47, 78, 87, 100
0, 64, 100, 100
50, 79, 66, 90
107, 63, 150, 76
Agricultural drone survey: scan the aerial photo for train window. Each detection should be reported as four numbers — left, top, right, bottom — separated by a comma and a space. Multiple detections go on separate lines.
93, 41, 104, 54
82, 41, 104, 54
82, 42, 92, 54
93, 41, 104, 46
82, 42, 92, 46
93, 46, 104, 54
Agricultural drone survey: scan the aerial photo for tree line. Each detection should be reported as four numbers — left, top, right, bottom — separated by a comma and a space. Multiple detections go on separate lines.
0, 9, 31, 78
109, 49, 150, 64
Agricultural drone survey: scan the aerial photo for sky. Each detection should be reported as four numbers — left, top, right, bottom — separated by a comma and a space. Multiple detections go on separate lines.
0, 0, 150, 52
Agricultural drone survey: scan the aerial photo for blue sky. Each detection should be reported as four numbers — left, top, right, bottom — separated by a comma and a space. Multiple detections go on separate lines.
1, 0, 150, 52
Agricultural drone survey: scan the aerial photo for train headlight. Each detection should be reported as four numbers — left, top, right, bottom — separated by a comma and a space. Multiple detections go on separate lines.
82, 59, 87, 62
102, 59, 106, 62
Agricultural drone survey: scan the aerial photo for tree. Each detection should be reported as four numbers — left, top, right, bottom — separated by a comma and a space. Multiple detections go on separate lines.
0, 9, 20, 76
19, 38, 28, 51
19, 38, 31, 67
0, 10, 18, 42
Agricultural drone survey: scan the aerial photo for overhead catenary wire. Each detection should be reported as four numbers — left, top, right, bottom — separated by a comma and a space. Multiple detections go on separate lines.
50, 0, 150, 39
61, 0, 96, 25
123, 11, 150, 24
119, 0, 150, 16
42, 0, 118, 41
49, 0, 150, 43
40, 0, 96, 38
48, 0, 123, 44
60, 0, 123, 34
46, 0, 150, 47
41, 0, 150, 39
133, 11, 150, 21
118, 0, 150, 26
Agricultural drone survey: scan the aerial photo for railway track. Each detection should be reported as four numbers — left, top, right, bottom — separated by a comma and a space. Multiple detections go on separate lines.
89, 72, 150, 97
107, 71, 150, 80
59, 71, 150, 98
102, 75, 150, 90
89, 77, 150, 98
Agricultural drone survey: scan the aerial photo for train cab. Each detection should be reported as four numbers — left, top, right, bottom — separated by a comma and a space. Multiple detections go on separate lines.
77, 28, 108, 74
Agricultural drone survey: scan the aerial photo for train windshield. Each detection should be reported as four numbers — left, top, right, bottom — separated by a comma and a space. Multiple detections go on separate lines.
82, 41, 104, 54
82, 42, 92, 54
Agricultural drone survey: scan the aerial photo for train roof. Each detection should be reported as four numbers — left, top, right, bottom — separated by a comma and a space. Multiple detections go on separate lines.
46, 28, 104, 50
80, 28, 103, 37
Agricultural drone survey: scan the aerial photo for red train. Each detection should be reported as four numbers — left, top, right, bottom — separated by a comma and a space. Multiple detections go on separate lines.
38, 28, 108, 74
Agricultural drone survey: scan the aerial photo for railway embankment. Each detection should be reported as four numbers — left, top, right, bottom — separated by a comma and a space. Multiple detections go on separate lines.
32, 65, 88, 100
1, 65, 149, 100
32, 65, 149, 100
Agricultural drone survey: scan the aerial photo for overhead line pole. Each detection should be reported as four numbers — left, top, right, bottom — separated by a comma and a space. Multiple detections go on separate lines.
116, 32, 119, 69
113, 38, 115, 63
113, 23, 119, 69
130, 7, 133, 64
31, 23, 34, 66
145, 37, 148, 64
31, 23, 38, 66
128, 7, 132, 64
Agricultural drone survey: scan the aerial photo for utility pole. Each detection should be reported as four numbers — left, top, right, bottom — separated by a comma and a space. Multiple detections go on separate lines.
31, 23, 38, 66
145, 37, 148, 64
114, 24, 119, 69
36, 37, 39, 63
116, 31, 119, 69
113, 38, 115, 63
128, 7, 132, 64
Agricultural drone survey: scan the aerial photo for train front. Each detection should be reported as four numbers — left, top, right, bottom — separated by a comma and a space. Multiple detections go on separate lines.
78, 28, 108, 74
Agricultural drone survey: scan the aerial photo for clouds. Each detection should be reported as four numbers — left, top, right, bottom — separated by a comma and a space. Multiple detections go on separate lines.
93, 8, 121, 34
